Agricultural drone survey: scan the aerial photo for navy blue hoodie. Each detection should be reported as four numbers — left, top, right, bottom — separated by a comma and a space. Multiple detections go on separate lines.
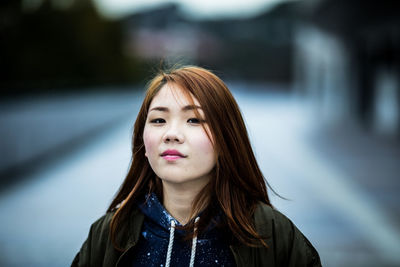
130, 193, 235, 267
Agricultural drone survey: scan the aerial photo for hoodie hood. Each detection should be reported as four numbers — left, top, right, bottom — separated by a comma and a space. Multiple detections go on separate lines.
129, 192, 235, 267
138, 193, 182, 238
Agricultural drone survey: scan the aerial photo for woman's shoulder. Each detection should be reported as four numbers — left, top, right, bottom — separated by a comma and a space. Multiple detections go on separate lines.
253, 202, 322, 266
72, 208, 145, 267
88, 207, 143, 242
83, 211, 115, 247
253, 202, 310, 243
92, 211, 115, 227
95, 207, 145, 240
71, 211, 117, 267
253, 202, 293, 231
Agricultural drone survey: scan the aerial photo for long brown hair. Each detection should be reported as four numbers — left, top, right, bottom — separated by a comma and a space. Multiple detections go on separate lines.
108, 66, 272, 250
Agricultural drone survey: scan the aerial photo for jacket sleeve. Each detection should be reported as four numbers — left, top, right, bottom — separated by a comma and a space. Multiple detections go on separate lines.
272, 209, 321, 267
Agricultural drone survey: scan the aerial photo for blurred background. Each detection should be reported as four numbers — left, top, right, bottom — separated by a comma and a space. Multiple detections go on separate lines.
1, 0, 400, 266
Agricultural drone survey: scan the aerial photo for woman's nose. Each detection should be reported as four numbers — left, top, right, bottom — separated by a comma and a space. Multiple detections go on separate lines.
163, 125, 184, 144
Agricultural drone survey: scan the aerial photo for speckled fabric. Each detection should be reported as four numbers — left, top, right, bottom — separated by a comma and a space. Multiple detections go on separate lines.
130, 193, 236, 267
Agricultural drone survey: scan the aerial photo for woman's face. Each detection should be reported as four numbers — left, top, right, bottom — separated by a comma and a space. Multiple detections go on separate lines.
143, 83, 216, 188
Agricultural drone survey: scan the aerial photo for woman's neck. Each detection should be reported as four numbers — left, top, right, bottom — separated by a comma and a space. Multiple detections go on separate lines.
162, 180, 209, 225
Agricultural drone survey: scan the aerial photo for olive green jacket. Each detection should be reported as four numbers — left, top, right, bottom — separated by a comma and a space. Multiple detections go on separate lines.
71, 204, 321, 266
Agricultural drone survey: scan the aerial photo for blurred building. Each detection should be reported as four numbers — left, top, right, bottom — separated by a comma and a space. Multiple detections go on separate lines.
292, 0, 400, 137
120, 3, 296, 83
122, 4, 221, 63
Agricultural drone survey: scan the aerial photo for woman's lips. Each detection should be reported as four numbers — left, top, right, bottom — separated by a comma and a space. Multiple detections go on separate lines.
161, 149, 186, 161
162, 155, 182, 161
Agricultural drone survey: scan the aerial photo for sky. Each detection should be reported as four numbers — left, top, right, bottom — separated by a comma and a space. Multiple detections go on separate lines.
93, 0, 297, 20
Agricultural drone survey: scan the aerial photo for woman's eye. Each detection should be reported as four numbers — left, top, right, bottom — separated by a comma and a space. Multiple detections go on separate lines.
187, 118, 204, 124
150, 118, 165, 124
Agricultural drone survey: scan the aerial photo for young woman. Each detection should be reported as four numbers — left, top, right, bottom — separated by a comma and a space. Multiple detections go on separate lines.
72, 66, 321, 267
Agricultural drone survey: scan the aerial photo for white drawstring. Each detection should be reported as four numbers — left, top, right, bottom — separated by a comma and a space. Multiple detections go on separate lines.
165, 217, 200, 267
165, 220, 175, 267
189, 217, 200, 267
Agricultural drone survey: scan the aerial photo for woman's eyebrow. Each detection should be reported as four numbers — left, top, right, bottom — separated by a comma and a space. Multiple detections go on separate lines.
149, 106, 168, 112
182, 105, 202, 111
149, 105, 202, 112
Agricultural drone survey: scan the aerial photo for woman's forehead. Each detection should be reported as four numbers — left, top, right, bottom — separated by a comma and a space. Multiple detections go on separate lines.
150, 83, 200, 108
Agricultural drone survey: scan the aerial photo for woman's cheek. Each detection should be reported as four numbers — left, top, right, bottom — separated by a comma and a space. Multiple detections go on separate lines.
195, 131, 215, 158
143, 128, 155, 157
